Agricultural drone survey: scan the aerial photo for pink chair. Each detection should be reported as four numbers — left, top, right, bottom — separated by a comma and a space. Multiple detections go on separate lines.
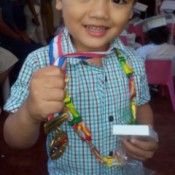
145, 59, 175, 111
128, 23, 145, 45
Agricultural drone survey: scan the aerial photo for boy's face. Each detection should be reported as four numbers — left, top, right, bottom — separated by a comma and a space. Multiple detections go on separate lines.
56, 0, 135, 52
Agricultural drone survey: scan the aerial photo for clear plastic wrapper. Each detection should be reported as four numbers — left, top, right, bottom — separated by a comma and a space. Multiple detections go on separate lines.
124, 160, 155, 175
116, 147, 155, 175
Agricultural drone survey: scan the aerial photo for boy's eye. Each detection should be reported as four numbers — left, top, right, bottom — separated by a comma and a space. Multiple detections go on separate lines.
112, 0, 128, 4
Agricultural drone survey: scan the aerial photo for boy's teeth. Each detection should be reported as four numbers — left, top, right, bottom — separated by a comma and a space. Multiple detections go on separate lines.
87, 26, 106, 31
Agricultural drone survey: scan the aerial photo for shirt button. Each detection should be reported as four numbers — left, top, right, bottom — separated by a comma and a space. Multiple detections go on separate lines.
105, 76, 107, 82
109, 151, 113, 156
108, 116, 114, 122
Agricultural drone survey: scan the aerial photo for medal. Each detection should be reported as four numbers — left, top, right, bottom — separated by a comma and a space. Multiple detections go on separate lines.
50, 129, 68, 159
44, 113, 68, 159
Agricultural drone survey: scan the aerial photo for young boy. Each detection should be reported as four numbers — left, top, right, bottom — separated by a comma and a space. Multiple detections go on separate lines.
3, 0, 158, 175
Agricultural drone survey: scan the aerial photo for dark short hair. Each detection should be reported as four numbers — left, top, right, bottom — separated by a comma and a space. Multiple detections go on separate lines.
146, 26, 170, 44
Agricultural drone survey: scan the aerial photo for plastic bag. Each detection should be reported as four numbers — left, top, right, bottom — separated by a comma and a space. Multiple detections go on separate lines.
116, 148, 155, 175
124, 159, 156, 175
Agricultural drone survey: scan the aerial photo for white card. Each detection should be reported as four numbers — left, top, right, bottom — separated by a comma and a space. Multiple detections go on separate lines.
113, 125, 158, 142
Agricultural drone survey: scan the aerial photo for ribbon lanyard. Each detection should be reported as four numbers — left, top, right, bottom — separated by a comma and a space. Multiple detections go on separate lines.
45, 32, 137, 167
49, 34, 112, 67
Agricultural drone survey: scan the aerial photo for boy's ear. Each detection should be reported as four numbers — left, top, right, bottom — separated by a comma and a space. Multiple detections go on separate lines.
56, 0, 62, 10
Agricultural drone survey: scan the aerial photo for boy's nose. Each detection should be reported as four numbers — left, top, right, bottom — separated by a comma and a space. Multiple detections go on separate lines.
88, 1, 109, 20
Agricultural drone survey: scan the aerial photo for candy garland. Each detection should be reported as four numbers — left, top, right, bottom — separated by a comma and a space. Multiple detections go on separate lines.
44, 33, 136, 166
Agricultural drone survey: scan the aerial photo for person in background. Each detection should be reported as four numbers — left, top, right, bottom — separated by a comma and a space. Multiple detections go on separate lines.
12, 0, 46, 45
138, 0, 156, 18
0, 47, 18, 106
40, 0, 55, 40
136, 15, 175, 76
3, 0, 158, 175
0, 0, 42, 82
155, 0, 163, 15
24, 0, 47, 45
0, 47, 18, 84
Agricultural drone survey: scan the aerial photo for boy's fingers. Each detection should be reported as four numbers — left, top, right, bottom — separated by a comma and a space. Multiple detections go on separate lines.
122, 139, 157, 160
41, 89, 66, 101
126, 152, 146, 161
41, 76, 66, 89
129, 138, 158, 151
33, 66, 65, 77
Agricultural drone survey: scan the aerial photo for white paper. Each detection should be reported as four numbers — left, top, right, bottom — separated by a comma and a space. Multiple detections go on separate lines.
160, 0, 175, 11
134, 2, 148, 12
112, 125, 158, 142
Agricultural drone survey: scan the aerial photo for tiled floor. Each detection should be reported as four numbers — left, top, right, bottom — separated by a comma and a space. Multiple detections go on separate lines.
0, 89, 175, 175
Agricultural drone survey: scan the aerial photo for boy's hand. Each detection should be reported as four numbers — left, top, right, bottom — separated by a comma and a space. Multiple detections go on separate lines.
25, 66, 66, 123
122, 137, 158, 161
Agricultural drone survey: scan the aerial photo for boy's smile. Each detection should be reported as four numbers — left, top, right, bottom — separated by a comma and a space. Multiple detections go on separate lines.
84, 25, 109, 37
56, 0, 135, 52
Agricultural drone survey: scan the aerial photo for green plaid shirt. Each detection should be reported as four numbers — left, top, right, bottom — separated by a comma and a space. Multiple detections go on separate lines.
4, 28, 150, 175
